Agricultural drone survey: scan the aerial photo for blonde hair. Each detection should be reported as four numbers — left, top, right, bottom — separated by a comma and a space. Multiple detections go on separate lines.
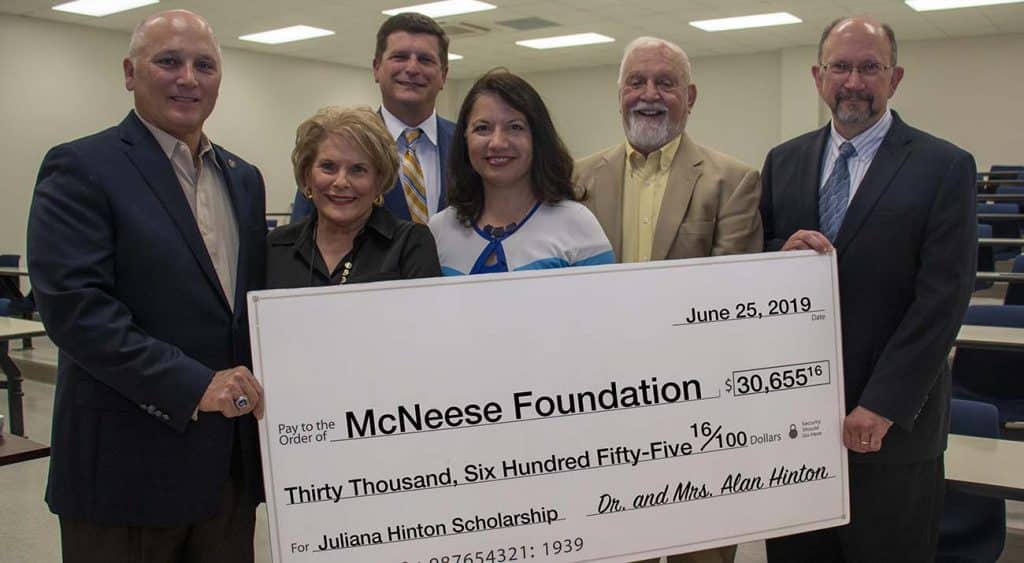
291, 106, 399, 197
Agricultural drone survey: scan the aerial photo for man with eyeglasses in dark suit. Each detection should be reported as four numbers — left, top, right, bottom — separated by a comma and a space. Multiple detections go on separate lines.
760, 16, 975, 562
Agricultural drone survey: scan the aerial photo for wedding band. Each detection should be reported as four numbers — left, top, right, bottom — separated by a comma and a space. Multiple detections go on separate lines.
234, 395, 250, 410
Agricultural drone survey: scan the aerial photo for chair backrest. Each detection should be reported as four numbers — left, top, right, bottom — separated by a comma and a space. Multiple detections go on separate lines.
995, 185, 1024, 214
1007, 255, 1024, 305
990, 165, 1024, 178
976, 202, 1019, 214
937, 399, 1006, 562
951, 399, 1000, 437
953, 305, 1024, 402
976, 203, 1022, 243
964, 304, 1024, 327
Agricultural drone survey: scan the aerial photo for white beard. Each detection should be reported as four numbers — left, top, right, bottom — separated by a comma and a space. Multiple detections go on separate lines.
623, 103, 681, 154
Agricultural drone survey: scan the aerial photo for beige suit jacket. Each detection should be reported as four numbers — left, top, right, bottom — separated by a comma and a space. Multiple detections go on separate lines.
574, 133, 763, 261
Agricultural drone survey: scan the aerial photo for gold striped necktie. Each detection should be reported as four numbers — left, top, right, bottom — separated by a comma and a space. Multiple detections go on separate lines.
401, 128, 429, 224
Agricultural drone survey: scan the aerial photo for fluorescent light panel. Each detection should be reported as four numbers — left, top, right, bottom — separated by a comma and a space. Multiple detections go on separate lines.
382, 0, 496, 18
448, 53, 464, 61
906, 0, 1024, 10
239, 25, 335, 45
690, 12, 801, 32
52, 0, 157, 17
516, 33, 614, 50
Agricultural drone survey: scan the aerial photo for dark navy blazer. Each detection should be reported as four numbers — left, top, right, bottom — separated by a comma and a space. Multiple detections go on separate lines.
760, 111, 976, 463
290, 114, 456, 222
28, 111, 267, 526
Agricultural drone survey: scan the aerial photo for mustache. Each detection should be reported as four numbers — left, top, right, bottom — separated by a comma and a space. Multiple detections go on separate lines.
629, 101, 669, 114
835, 90, 873, 104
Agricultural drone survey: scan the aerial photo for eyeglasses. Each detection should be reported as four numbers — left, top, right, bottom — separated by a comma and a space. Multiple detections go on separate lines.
819, 61, 892, 77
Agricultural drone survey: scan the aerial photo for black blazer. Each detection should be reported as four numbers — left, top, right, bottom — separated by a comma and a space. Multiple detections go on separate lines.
28, 112, 267, 526
760, 112, 976, 463
267, 206, 440, 288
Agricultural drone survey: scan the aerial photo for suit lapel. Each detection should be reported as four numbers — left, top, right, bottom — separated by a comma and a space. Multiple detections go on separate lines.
119, 113, 229, 311
652, 134, 700, 260
377, 107, 409, 220
801, 126, 830, 231
214, 146, 249, 315
834, 115, 912, 255
437, 116, 454, 212
591, 146, 626, 259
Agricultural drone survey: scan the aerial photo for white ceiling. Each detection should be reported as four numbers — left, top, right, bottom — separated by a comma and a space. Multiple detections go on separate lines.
4, 0, 1024, 79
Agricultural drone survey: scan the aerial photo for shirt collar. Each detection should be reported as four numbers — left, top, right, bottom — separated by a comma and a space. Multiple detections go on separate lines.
136, 111, 220, 169
828, 108, 893, 160
282, 206, 399, 250
380, 105, 438, 147
625, 133, 683, 174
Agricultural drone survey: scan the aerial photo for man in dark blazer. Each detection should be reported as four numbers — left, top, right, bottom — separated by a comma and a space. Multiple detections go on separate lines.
760, 17, 975, 562
28, 10, 267, 562
291, 13, 455, 224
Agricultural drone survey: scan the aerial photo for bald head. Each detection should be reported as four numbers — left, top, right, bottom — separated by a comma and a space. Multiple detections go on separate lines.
818, 16, 896, 66
813, 16, 904, 139
123, 9, 222, 155
128, 10, 221, 64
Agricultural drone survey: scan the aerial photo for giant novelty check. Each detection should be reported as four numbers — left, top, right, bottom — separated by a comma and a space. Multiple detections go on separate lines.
248, 250, 849, 563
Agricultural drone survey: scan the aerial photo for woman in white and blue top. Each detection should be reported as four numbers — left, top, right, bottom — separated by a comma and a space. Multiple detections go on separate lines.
429, 70, 613, 275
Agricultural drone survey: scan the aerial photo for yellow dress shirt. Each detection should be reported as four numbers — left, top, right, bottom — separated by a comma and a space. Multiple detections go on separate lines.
621, 134, 682, 263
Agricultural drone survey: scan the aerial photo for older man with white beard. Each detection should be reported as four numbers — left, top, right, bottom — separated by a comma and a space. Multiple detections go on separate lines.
575, 36, 762, 265
573, 36, 761, 563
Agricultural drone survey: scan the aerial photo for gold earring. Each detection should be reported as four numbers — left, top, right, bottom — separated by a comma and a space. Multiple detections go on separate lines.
304, 189, 313, 200
374, 194, 384, 206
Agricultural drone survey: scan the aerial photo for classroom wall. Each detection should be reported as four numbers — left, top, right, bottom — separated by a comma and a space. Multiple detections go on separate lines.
0, 14, 381, 259
2, 11, 1023, 259
447, 33, 1024, 172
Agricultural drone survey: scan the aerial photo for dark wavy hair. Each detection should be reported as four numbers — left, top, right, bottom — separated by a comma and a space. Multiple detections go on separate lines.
447, 69, 583, 225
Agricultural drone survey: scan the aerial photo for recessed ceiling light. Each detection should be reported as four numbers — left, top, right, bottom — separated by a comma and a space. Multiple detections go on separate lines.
906, 0, 1024, 10
382, 0, 496, 18
515, 33, 615, 50
449, 53, 464, 61
690, 12, 802, 32
239, 25, 335, 45
51, 0, 158, 17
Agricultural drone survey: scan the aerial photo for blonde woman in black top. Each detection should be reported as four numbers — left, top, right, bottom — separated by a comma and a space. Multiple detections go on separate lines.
268, 106, 440, 288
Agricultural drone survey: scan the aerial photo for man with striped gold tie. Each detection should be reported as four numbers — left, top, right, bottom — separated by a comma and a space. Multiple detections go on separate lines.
291, 13, 455, 224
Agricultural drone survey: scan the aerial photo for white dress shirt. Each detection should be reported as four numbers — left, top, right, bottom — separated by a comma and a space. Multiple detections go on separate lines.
380, 106, 441, 216
819, 109, 894, 203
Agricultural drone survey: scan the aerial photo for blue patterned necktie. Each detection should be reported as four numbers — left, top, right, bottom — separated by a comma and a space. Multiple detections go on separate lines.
819, 141, 857, 242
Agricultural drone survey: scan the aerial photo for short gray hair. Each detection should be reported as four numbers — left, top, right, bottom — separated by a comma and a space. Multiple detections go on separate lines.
617, 36, 692, 86
127, 10, 221, 63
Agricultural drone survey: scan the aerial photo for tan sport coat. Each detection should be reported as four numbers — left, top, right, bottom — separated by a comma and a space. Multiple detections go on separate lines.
574, 133, 763, 261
